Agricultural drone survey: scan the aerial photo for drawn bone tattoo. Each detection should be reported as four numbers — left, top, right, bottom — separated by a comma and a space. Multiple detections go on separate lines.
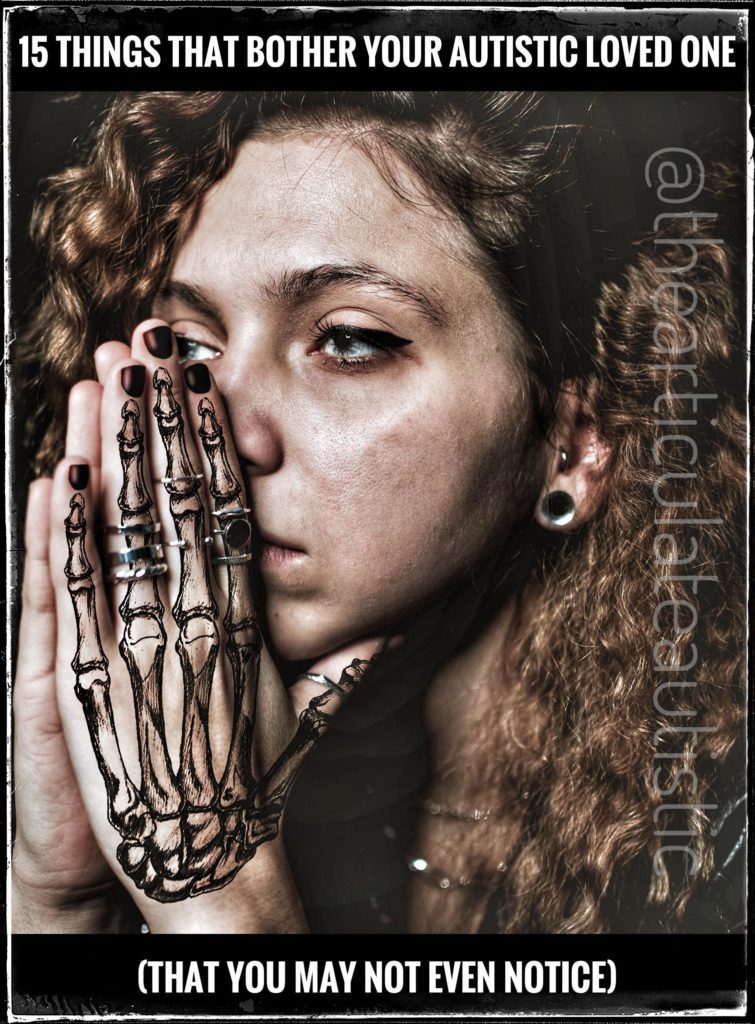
64, 368, 371, 901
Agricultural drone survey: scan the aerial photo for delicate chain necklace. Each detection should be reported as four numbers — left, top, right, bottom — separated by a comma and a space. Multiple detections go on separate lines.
407, 853, 507, 892
420, 797, 494, 822
405, 796, 508, 891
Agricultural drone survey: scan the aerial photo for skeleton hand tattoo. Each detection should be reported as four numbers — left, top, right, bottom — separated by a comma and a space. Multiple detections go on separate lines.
65, 370, 371, 902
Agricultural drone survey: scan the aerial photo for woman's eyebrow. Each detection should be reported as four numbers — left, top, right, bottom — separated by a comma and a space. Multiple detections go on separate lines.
262, 263, 448, 326
156, 281, 223, 322
158, 265, 448, 327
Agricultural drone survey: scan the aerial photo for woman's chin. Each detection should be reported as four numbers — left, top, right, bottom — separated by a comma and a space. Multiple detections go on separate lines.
264, 601, 361, 665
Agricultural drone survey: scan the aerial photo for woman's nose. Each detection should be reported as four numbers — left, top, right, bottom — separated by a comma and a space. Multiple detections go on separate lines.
212, 356, 284, 476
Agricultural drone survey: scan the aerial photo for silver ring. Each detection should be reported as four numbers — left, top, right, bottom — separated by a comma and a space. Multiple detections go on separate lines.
222, 519, 253, 548
103, 522, 161, 537
107, 562, 168, 583
107, 544, 164, 566
300, 672, 347, 700
211, 506, 252, 519
160, 473, 203, 485
209, 506, 253, 555
165, 539, 187, 549
212, 552, 253, 566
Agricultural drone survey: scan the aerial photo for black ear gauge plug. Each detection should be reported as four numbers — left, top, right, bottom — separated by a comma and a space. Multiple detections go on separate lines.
541, 490, 575, 527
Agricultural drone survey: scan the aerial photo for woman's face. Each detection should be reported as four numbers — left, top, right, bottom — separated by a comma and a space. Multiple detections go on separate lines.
153, 132, 543, 660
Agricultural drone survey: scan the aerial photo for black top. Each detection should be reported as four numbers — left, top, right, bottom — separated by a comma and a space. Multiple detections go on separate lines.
284, 691, 746, 935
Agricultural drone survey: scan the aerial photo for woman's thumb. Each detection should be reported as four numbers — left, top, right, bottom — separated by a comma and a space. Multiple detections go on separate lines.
286, 635, 388, 720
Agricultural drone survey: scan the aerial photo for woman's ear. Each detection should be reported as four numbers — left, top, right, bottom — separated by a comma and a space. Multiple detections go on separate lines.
534, 384, 612, 532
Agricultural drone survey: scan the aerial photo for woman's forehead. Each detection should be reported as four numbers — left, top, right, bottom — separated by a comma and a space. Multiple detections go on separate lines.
188, 133, 458, 245
171, 134, 496, 313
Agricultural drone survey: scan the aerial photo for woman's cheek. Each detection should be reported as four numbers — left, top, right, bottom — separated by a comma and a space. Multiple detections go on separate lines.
262, 437, 443, 657
267, 365, 528, 658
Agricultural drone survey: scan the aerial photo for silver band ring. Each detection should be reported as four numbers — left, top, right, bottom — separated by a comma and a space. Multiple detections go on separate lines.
107, 544, 164, 566
212, 506, 252, 519
103, 522, 161, 537
300, 672, 347, 700
160, 473, 203, 485
107, 562, 168, 583
212, 552, 253, 566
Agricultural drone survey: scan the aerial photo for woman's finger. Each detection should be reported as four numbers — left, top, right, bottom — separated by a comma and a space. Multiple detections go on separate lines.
179, 365, 270, 794
287, 636, 388, 720
98, 358, 183, 792
129, 319, 217, 597
94, 341, 132, 385
17, 478, 56, 687
50, 457, 116, 666
14, 475, 119, 902
129, 320, 190, 473
50, 457, 142, 862
98, 358, 172, 623
131, 320, 224, 811
64, 381, 103, 512
252, 638, 386, 836
61, 378, 132, 734
181, 361, 252, 570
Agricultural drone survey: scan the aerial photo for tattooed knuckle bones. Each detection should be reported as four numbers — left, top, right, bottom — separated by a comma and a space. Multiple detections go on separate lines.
64, 368, 363, 902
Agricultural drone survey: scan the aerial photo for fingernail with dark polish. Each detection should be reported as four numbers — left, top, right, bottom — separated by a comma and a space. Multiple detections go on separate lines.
121, 364, 145, 397
184, 363, 211, 394
69, 464, 89, 490
143, 326, 174, 359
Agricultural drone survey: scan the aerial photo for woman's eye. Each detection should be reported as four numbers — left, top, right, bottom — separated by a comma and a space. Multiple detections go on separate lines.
176, 335, 222, 363
316, 324, 412, 369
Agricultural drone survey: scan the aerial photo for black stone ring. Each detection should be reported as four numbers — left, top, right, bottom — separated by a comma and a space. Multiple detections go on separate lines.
209, 505, 253, 559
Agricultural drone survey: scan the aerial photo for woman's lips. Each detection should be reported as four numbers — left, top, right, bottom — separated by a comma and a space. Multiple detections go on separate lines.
256, 529, 307, 572
258, 541, 307, 570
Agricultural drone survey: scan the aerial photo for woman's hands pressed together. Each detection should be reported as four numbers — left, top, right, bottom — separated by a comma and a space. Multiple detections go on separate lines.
13, 319, 385, 933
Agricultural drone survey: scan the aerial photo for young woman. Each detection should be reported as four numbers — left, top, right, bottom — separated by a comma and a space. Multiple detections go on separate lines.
12, 91, 746, 934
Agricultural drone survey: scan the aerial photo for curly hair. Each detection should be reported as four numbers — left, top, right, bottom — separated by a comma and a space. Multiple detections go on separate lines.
490, 202, 746, 932
16, 91, 746, 932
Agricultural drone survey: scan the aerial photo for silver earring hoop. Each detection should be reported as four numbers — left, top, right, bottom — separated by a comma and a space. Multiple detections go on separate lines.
541, 490, 575, 527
